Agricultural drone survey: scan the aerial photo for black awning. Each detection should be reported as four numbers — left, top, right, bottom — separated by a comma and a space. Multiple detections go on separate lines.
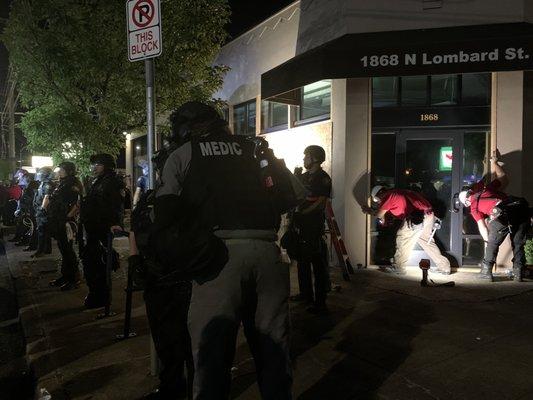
261, 22, 533, 99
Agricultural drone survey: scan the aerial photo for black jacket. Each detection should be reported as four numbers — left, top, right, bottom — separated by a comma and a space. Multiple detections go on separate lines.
81, 171, 124, 231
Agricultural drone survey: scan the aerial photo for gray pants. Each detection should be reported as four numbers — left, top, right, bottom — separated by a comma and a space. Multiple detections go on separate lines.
395, 213, 451, 271
188, 238, 292, 400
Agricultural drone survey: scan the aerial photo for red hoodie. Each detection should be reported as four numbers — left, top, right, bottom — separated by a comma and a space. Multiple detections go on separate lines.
379, 189, 432, 219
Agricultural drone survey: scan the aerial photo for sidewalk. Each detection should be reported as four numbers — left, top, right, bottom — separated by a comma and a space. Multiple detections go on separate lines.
6, 236, 533, 400
7, 237, 158, 400
0, 234, 34, 400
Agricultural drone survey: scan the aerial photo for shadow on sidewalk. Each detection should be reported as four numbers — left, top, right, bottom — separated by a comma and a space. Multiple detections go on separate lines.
297, 297, 435, 399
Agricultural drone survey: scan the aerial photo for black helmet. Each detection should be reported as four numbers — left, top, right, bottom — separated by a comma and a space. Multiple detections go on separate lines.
90, 153, 116, 170
58, 161, 77, 176
304, 145, 326, 164
169, 101, 226, 144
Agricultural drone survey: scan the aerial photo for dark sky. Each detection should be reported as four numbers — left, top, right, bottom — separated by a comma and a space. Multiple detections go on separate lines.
227, 0, 294, 39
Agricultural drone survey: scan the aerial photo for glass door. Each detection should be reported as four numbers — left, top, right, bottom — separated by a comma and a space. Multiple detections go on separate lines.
396, 131, 463, 266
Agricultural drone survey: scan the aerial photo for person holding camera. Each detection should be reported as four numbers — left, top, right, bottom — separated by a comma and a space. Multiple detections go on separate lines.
458, 151, 529, 282
362, 186, 451, 275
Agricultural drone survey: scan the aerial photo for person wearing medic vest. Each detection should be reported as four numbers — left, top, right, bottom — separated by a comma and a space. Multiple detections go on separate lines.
32, 167, 55, 257
458, 150, 530, 282
291, 145, 331, 314
154, 101, 292, 400
48, 162, 83, 291
362, 186, 451, 275
80, 154, 124, 308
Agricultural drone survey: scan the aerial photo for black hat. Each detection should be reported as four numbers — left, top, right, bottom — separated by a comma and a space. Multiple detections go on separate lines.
90, 153, 116, 170
169, 101, 225, 144
304, 145, 326, 164
58, 161, 77, 176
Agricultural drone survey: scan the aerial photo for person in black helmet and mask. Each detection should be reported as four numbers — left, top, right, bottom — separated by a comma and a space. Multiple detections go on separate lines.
80, 153, 125, 308
153, 101, 292, 400
48, 162, 84, 291
33, 166, 55, 257
291, 145, 332, 314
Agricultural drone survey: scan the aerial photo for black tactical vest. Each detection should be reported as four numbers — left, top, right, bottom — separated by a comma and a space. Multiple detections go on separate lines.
181, 132, 278, 231
80, 172, 124, 230
48, 176, 79, 222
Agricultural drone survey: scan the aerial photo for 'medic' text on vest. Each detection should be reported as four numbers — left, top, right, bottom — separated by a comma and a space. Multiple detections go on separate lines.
200, 141, 243, 156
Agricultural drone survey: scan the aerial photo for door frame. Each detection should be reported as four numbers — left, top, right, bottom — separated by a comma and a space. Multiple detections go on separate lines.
396, 130, 464, 266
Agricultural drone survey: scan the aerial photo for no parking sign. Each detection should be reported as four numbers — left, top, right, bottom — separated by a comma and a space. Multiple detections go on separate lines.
126, 0, 162, 61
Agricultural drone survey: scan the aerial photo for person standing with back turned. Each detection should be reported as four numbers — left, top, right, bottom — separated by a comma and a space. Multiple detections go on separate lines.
155, 101, 292, 400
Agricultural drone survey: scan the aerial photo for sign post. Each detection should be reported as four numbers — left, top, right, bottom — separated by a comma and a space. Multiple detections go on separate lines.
126, 0, 162, 377
126, 0, 162, 189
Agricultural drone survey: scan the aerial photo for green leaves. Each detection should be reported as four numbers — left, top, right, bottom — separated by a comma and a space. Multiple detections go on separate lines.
2, 0, 229, 176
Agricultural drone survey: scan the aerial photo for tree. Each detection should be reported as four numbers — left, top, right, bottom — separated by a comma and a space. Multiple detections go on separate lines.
2, 0, 229, 174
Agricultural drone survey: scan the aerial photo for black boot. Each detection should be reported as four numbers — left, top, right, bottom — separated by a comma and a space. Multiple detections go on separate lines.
512, 267, 523, 282
479, 262, 494, 282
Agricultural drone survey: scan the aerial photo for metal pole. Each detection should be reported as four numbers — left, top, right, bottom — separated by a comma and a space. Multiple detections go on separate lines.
145, 58, 156, 190
145, 57, 159, 375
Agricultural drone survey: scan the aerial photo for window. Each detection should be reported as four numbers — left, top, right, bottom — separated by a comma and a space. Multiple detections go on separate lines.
233, 100, 256, 136
221, 105, 229, 122
461, 73, 490, 105
298, 80, 331, 121
401, 75, 428, 106
372, 73, 490, 108
261, 100, 288, 131
373, 77, 399, 107
431, 74, 459, 105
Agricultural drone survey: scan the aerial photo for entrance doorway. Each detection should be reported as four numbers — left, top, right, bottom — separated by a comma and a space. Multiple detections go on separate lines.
396, 131, 462, 266
371, 130, 490, 268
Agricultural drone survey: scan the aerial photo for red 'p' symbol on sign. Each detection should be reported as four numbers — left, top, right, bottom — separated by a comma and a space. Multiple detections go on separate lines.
132, 0, 154, 28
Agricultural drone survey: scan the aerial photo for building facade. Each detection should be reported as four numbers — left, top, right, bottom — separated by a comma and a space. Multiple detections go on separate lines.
213, 0, 533, 269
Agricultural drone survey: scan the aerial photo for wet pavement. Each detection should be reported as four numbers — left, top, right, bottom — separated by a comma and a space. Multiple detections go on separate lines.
3, 235, 533, 399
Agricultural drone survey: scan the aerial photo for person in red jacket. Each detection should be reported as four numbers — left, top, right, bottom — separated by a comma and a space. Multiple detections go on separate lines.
362, 187, 451, 274
458, 151, 529, 282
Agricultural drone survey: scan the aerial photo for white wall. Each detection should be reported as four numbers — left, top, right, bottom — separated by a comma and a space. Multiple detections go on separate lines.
526, 1, 533, 23
297, 0, 529, 54
343, 78, 371, 267
495, 71, 524, 196
214, 2, 301, 104
330, 79, 348, 233
494, 71, 524, 269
